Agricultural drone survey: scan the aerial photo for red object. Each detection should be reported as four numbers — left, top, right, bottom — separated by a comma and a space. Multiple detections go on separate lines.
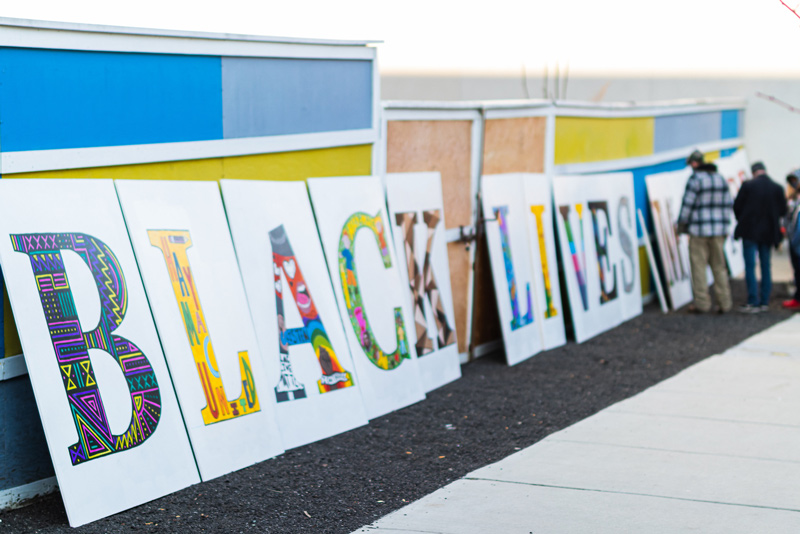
782, 299, 800, 310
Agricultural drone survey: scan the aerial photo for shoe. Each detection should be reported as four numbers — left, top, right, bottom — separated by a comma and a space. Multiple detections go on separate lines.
737, 304, 761, 314
760, 305, 770, 312
782, 299, 800, 310
687, 304, 710, 314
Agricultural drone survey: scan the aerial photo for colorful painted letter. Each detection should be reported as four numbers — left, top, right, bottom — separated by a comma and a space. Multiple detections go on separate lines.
149, 230, 260, 425
588, 201, 617, 304
558, 204, 589, 311
270, 225, 353, 402
492, 206, 534, 330
530, 205, 557, 318
339, 212, 410, 371
617, 197, 636, 294
394, 210, 456, 356
11, 233, 161, 465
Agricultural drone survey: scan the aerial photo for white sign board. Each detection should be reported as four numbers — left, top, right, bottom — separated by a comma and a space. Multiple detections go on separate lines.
308, 176, 426, 420
0, 179, 199, 527
116, 180, 283, 481
482, 174, 544, 364
645, 168, 694, 310
386, 172, 461, 391
715, 149, 751, 278
220, 179, 369, 449
522, 174, 567, 351
553, 172, 642, 343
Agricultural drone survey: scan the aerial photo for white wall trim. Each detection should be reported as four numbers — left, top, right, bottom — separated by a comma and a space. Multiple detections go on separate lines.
0, 354, 27, 380
383, 108, 483, 122
484, 106, 551, 120
0, 18, 377, 59
1, 129, 378, 175
554, 101, 746, 119
0, 477, 58, 511
384, 98, 745, 119
554, 138, 743, 175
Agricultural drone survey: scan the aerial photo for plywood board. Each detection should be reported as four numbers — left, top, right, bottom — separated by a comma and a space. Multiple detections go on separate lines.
0, 179, 199, 527
482, 117, 546, 174
115, 180, 284, 481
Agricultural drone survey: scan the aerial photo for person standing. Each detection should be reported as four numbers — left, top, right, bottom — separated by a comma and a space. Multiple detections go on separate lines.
733, 161, 787, 313
677, 150, 734, 314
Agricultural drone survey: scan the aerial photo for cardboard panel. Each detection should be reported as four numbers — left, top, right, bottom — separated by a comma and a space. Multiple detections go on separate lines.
0, 179, 199, 526
220, 180, 369, 449
308, 176, 426, 419
386, 120, 474, 353
386, 172, 462, 391
116, 180, 284, 481
482, 117, 546, 174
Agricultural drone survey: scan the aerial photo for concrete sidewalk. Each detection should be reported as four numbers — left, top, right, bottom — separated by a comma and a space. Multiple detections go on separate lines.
355, 315, 800, 533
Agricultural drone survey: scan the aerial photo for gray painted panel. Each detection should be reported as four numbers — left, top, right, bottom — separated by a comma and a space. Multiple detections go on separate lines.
222, 57, 372, 139
654, 112, 721, 153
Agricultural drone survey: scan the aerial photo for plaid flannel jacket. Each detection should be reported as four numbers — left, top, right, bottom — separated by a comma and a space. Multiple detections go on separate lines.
678, 169, 733, 237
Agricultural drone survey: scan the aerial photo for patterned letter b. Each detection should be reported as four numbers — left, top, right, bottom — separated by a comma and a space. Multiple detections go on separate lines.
11, 233, 162, 465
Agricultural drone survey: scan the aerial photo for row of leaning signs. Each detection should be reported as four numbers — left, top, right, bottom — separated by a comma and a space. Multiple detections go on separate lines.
0, 21, 751, 525
0, 144, 751, 525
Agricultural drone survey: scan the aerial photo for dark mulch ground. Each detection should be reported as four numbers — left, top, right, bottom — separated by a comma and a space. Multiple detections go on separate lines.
1, 280, 794, 533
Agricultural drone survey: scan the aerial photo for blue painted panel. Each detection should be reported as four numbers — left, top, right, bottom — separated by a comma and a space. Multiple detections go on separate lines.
0, 270, 4, 357
0, 376, 54, 491
720, 147, 737, 158
653, 112, 721, 153
0, 48, 223, 152
720, 110, 740, 139
222, 57, 372, 138
626, 158, 688, 237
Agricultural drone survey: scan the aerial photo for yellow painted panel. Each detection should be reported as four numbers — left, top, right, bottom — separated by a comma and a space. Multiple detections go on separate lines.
704, 150, 721, 162
11, 158, 224, 180
3, 287, 21, 358
222, 144, 372, 180
8, 145, 373, 182
555, 117, 654, 165
639, 246, 651, 298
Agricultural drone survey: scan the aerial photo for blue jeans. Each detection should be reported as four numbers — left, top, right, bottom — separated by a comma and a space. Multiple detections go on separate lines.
742, 239, 772, 306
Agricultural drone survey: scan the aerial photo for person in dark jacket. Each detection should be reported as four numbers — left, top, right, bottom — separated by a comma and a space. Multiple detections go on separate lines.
733, 161, 787, 313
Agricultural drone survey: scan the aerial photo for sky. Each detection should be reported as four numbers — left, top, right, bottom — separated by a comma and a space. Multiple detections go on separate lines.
2, 0, 799, 77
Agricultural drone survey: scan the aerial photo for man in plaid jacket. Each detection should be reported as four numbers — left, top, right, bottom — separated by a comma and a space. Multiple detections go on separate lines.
677, 150, 733, 313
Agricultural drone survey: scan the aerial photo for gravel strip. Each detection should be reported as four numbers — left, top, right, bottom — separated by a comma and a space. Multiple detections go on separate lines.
0, 279, 793, 533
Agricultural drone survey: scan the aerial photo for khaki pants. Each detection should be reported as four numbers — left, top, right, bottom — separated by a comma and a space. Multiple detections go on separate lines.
689, 235, 732, 312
